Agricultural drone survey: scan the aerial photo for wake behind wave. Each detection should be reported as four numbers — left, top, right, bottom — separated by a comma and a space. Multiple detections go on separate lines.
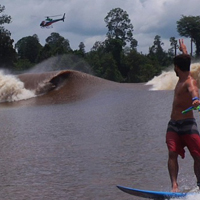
146, 63, 200, 90
173, 193, 200, 200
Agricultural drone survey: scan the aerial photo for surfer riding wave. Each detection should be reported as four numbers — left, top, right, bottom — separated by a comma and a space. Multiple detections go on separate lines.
166, 39, 200, 193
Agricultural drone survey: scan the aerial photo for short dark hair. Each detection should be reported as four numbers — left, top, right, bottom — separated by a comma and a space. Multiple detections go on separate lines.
173, 54, 191, 71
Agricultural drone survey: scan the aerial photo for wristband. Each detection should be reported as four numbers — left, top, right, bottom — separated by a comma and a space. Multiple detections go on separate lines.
192, 97, 199, 101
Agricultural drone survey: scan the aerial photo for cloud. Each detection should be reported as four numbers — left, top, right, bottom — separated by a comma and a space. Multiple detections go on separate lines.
1, 0, 200, 53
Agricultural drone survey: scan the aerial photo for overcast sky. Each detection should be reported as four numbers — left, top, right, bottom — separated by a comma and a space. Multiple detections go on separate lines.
1, 0, 200, 54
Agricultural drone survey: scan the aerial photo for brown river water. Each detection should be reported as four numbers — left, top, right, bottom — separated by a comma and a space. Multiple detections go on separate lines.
0, 66, 199, 200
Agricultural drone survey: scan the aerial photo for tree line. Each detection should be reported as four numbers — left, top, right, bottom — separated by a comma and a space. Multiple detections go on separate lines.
1, 5, 200, 83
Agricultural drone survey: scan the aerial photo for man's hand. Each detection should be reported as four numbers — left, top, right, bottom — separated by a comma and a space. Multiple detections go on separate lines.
192, 99, 200, 108
179, 39, 188, 54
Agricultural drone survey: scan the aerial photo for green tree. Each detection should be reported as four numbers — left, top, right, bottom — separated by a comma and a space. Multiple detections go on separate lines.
104, 7, 137, 47
37, 44, 52, 62
104, 38, 124, 74
15, 34, 42, 63
104, 8, 138, 78
78, 42, 85, 56
86, 41, 105, 76
0, 5, 11, 25
91, 41, 105, 52
169, 37, 178, 57
148, 35, 170, 73
14, 59, 32, 72
87, 52, 102, 76
0, 27, 16, 68
0, 5, 16, 68
125, 50, 156, 82
101, 53, 123, 82
73, 42, 85, 57
177, 15, 200, 57
149, 35, 164, 56
45, 32, 72, 55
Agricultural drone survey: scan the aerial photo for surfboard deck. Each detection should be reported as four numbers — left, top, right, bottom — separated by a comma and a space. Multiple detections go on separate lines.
117, 185, 195, 199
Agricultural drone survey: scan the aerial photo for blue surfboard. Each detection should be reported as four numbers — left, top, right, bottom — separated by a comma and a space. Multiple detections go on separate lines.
117, 185, 195, 199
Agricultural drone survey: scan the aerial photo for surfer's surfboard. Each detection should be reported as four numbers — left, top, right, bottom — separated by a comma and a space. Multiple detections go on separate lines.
117, 185, 195, 199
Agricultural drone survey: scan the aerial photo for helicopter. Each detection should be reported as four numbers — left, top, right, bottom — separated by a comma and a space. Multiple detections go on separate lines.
40, 13, 65, 28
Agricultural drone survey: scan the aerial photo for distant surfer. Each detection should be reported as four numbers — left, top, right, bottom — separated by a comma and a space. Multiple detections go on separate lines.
166, 39, 200, 192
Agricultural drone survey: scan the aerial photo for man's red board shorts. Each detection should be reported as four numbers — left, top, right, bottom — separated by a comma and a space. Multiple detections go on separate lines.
166, 118, 200, 158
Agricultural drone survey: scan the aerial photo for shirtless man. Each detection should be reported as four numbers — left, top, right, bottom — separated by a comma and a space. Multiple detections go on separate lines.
166, 39, 200, 192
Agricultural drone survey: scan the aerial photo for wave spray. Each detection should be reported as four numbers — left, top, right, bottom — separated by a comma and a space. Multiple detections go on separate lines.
146, 63, 200, 90
0, 71, 35, 102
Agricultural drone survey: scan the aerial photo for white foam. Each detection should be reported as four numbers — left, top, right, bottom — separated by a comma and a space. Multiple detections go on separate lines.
172, 193, 200, 200
146, 63, 200, 90
146, 71, 178, 90
0, 71, 35, 102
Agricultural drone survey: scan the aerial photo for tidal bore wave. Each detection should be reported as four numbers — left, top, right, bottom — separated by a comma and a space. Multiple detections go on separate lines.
2, 61, 200, 104
0, 70, 122, 105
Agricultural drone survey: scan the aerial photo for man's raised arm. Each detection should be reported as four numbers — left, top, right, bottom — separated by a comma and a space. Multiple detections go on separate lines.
179, 39, 188, 54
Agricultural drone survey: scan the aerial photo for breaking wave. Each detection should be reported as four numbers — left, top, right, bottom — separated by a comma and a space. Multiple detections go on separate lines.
0, 71, 35, 102
146, 63, 200, 90
0, 69, 121, 104
5, 61, 200, 103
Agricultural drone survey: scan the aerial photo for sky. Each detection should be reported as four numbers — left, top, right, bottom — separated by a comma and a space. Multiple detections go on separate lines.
1, 0, 200, 54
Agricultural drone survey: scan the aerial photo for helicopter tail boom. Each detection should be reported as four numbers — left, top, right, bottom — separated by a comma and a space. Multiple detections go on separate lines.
62, 13, 65, 22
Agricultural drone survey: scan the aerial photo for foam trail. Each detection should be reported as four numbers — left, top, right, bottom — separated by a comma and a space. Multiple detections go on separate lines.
172, 193, 200, 200
146, 63, 200, 90
0, 71, 35, 102
146, 71, 178, 90
190, 63, 200, 88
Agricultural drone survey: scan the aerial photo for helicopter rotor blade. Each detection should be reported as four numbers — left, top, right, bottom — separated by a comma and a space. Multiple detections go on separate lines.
45, 14, 62, 18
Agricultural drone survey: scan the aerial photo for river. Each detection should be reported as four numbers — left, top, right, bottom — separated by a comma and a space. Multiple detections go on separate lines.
0, 64, 199, 199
